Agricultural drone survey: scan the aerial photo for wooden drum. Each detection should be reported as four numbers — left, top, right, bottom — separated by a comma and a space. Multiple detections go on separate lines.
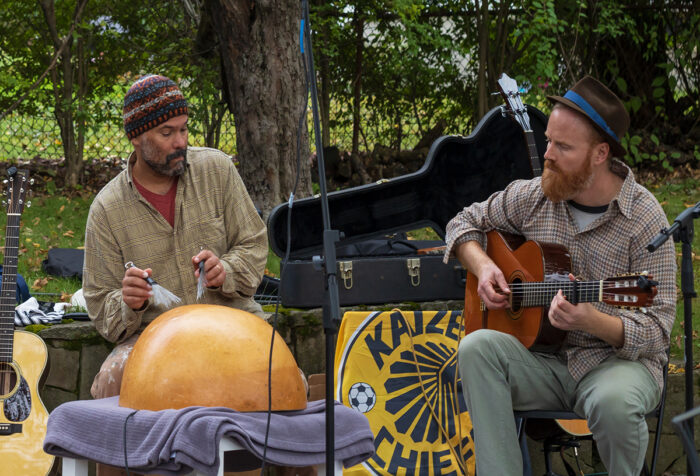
119, 304, 307, 412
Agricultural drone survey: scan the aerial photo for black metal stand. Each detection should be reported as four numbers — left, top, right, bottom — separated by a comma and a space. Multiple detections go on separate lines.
647, 200, 700, 476
300, 1, 342, 474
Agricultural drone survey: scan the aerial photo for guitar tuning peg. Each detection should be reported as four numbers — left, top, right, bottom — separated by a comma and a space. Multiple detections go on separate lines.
2, 200, 6, 207
29, 178, 35, 185
26, 201, 32, 208
2, 180, 7, 185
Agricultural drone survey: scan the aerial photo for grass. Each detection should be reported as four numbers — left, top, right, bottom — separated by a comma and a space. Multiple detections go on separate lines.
1, 171, 698, 362
644, 177, 700, 361
9, 193, 92, 300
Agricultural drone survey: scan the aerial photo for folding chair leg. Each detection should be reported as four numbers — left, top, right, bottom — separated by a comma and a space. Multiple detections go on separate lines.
517, 417, 534, 476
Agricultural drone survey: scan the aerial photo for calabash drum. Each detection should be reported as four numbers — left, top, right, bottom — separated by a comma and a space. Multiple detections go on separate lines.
119, 304, 307, 412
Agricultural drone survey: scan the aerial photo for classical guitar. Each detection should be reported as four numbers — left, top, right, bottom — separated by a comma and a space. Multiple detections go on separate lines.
464, 230, 658, 352
497, 72, 542, 177
0, 168, 54, 475
464, 231, 658, 437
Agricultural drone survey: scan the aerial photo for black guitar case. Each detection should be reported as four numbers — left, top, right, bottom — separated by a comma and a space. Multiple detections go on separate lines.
267, 105, 549, 308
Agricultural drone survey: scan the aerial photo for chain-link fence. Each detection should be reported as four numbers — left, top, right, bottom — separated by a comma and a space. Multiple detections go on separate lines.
0, 17, 475, 167
0, 99, 460, 164
0, 108, 239, 163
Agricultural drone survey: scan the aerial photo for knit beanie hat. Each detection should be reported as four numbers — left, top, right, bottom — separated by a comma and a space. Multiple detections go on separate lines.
123, 75, 188, 140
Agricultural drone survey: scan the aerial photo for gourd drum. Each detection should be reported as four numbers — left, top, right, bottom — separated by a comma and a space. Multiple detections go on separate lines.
119, 304, 307, 412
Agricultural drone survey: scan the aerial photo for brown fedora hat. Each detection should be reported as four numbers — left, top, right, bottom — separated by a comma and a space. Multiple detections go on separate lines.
547, 76, 630, 158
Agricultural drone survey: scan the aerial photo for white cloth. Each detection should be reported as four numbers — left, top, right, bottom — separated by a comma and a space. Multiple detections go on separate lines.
14, 297, 70, 326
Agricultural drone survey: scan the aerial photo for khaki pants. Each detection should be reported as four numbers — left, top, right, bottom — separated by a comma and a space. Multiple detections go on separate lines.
458, 329, 660, 476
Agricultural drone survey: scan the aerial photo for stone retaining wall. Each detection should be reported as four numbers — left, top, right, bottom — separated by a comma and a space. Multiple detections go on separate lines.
36, 305, 699, 475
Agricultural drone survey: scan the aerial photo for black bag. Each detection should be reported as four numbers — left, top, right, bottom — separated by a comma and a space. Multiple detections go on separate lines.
267, 105, 549, 308
42, 248, 84, 279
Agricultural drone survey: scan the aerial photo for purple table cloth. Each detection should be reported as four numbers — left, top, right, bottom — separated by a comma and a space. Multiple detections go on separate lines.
44, 397, 374, 476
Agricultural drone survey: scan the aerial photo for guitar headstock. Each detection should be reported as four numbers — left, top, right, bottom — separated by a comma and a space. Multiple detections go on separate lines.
497, 73, 532, 133
5, 167, 31, 216
602, 274, 658, 308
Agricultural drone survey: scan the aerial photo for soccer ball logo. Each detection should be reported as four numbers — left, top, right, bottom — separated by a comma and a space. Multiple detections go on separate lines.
348, 382, 376, 413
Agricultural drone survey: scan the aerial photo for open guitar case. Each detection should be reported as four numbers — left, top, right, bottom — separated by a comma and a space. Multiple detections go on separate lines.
267, 104, 549, 308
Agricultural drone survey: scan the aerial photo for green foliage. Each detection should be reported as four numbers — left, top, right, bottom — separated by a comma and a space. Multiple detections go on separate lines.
647, 178, 700, 360
0, 192, 91, 298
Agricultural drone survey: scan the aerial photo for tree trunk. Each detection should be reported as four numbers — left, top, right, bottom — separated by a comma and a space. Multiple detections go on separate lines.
351, 9, 364, 157
204, 0, 312, 216
314, 0, 331, 148
476, 0, 490, 119
40, 0, 85, 188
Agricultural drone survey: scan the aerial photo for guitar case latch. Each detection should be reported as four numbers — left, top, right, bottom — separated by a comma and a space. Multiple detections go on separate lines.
407, 258, 421, 287
339, 261, 353, 290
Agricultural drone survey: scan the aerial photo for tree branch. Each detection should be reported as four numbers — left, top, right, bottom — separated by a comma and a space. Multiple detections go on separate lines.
0, 0, 88, 122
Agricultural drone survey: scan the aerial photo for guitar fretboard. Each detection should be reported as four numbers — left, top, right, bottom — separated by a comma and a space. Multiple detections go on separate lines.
524, 130, 542, 177
0, 213, 20, 363
508, 278, 642, 308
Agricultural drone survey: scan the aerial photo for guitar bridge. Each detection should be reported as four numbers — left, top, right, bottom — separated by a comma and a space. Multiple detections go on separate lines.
0, 423, 22, 435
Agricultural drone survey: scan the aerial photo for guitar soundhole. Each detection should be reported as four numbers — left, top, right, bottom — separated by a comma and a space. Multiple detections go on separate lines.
510, 277, 524, 314
0, 362, 18, 398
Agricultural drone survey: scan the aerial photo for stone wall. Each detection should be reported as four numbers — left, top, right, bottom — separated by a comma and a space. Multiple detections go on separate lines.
36, 306, 700, 475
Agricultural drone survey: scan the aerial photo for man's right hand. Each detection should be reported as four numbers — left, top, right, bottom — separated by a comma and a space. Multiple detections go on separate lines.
122, 266, 153, 310
475, 262, 511, 310
455, 240, 510, 310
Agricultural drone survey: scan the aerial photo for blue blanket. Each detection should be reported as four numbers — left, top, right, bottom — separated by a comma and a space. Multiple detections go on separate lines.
44, 397, 374, 476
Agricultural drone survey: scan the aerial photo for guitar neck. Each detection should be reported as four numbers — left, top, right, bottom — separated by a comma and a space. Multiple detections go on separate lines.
514, 279, 605, 307
0, 213, 20, 363
524, 130, 542, 177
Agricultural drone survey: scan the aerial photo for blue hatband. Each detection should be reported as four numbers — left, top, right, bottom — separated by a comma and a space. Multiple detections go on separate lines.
563, 90, 619, 141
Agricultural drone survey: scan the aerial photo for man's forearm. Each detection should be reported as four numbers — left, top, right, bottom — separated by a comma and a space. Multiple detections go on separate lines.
454, 240, 493, 278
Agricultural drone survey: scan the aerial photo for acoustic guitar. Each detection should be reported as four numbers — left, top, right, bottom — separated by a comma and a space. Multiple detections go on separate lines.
464, 230, 658, 350
464, 230, 658, 436
0, 168, 54, 475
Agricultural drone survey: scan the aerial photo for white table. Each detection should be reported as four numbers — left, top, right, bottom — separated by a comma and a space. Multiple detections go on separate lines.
61, 436, 343, 476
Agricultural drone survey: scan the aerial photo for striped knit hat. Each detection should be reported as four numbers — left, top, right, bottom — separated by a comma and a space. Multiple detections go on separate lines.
123, 75, 188, 140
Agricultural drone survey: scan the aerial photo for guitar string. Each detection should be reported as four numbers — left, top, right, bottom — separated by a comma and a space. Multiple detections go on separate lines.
487, 280, 650, 306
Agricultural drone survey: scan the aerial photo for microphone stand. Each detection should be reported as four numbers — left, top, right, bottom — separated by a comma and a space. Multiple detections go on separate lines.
300, 1, 342, 473
647, 200, 700, 476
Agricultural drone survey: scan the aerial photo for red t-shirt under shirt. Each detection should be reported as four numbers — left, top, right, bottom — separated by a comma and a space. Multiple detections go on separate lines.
133, 177, 178, 227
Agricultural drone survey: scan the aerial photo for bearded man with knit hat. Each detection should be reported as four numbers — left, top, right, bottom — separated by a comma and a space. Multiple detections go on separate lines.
84, 72, 267, 430
445, 76, 676, 475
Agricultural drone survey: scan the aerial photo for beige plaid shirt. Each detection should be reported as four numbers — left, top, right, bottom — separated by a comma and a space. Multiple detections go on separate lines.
83, 147, 268, 343
444, 160, 676, 389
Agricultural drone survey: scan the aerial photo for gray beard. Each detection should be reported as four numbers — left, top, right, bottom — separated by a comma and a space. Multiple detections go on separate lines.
141, 140, 188, 177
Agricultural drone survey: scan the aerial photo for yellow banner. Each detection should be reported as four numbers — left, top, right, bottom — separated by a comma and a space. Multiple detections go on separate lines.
334, 310, 475, 475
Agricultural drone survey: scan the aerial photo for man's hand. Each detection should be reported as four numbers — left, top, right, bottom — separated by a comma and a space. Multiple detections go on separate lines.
476, 262, 511, 310
455, 240, 510, 310
122, 265, 153, 310
548, 287, 594, 332
193, 249, 226, 288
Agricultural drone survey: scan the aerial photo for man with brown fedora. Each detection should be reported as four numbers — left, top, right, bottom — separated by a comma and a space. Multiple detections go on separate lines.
444, 76, 676, 474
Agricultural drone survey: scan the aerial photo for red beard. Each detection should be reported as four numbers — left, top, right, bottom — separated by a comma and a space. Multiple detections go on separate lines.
541, 157, 594, 202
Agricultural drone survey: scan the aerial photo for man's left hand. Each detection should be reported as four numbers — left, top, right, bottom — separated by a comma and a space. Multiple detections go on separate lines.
548, 288, 596, 332
192, 250, 226, 289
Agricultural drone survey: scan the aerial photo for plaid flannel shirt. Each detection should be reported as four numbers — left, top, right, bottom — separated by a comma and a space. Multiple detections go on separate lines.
444, 160, 677, 389
83, 147, 268, 343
